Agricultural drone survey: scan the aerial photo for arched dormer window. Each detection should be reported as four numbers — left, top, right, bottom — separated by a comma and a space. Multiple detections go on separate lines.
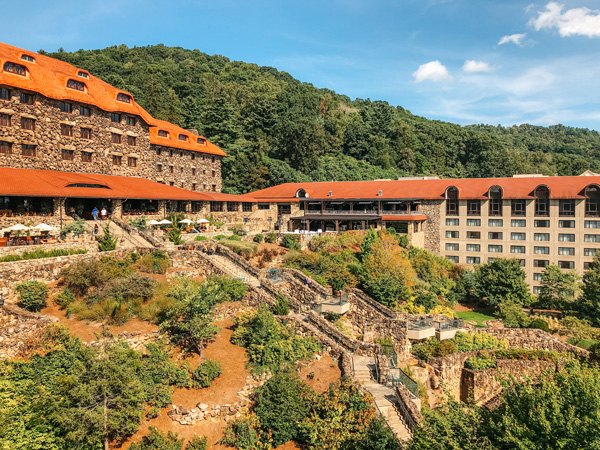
65, 183, 110, 189
3, 62, 27, 76
585, 185, 600, 217
488, 185, 503, 216
67, 79, 85, 91
116, 93, 131, 103
445, 186, 459, 216
534, 185, 550, 217
296, 188, 308, 198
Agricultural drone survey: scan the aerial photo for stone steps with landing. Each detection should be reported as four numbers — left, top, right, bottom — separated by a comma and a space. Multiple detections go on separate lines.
85, 220, 154, 249
206, 253, 261, 288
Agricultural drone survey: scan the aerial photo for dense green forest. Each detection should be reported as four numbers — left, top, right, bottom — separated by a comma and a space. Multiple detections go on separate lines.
44, 44, 600, 194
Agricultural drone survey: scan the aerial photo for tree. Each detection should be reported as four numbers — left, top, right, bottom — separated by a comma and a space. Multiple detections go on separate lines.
576, 255, 600, 326
496, 301, 530, 328
536, 264, 579, 310
98, 221, 118, 251
474, 258, 531, 306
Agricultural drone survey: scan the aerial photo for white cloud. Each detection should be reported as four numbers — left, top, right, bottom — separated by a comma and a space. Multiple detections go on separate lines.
530, 2, 600, 37
498, 33, 526, 45
412, 60, 452, 83
462, 60, 494, 73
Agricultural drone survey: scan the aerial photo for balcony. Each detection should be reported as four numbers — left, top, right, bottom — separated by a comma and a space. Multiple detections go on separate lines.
407, 318, 435, 340
314, 293, 350, 315
435, 318, 465, 340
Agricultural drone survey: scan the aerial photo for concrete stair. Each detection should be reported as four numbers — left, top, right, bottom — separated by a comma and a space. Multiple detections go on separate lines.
86, 220, 154, 249
205, 253, 261, 288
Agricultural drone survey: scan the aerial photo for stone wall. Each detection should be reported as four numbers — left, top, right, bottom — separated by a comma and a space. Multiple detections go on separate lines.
475, 328, 589, 356
0, 239, 96, 257
427, 351, 480, 400
395, 384, 424, 430
0, 304, 58, 359
421, 200, 442, 253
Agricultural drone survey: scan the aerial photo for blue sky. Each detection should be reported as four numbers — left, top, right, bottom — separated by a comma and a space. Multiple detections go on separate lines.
3, 0, 600, 130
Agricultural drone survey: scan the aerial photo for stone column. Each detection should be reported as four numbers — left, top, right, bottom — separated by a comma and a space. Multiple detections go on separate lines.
185, 201, 192, 214
158, 200, 167, 217
112, 199, 123, 218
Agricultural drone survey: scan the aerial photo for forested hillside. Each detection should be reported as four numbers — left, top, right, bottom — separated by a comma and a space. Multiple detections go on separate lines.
44, 44, 600, 194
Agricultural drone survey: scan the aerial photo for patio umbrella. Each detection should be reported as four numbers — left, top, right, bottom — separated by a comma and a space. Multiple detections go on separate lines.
32, 223, 53, 231
148, 220, 161, 226
6, 223, 31, 232
179, 219, 193, 224
158, 219, 172, 225
197, 219, 210, 224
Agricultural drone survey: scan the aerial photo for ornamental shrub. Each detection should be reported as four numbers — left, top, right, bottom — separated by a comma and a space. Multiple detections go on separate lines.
281, 234, 300, 251
452, 331, 508, 353
15, 281, 48, 312
53, 288, 75, 309
194, 235, 207, 241
61, 259, 107, 295
529, 318, 550, 332
220, 239, 258, 258
129, 427, 183, 450
253, 233, 264, 243
271, 293, 290, 315
464, 354, 497, 370
264, 232, 277, 243
192, 359, 223, 389
138, 251, 170, 274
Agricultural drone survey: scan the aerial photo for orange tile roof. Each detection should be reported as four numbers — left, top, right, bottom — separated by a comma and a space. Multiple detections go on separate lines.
244, 176, 600, 201
0, 42, 225, 156
0, 166, 247, 201
380, 214, 428, 221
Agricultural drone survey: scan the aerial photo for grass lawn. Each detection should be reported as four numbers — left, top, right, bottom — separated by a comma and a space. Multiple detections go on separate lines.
570, 338, 600, 350
455, 310, 496, 327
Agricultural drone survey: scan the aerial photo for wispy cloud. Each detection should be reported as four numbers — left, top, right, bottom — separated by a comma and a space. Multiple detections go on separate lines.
412, 60, 452, 83
530, 2, 600, 38
462, 60, 495, 73
498, 33, 526, 45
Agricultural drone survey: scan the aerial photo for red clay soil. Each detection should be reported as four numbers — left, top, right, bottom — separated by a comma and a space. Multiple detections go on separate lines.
300, 354, 341, 394
117, 318, 249, 449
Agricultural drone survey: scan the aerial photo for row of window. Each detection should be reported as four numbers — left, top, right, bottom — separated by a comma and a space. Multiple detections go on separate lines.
445, 242, 598, 255
446, 218, 600, 228
446, 255, 587, 270
445, 230, 600, 242
156, 164, 216, 177
156, 148, 215, 162
157, 129, 206, 145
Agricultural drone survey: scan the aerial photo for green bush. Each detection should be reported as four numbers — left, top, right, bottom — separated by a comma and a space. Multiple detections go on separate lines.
129, 427, 183, 450
100, 255, 135, 279
229, 234, 242, 241
15, 281, 48, 312
192, 359, 223, 389
271, 294, 290, 315
98, 221, 118, 251
194, 235, 207, 241
185, 436, 208, 450
0, 248, 87, 263
497, 301, 531, 328
60, 218, 87, 237
213, 234, 227, 240
529, 318, 550, 332
411, 332, 506, 360
264, 232, 277, 243
128, 217, 148, 230
53, 288, 75, 309
205, 276, 247, 302
323, 311, 341, 323
220, 239, 258, 258
167, 227, 184, 245
138, 251, 170, 274
281, 234, 300, 251
253, 233, 264, 243
61, 259, 107, 295
219, 415, 267, 450
100, 273, 157, 302
464, 354, 497, 370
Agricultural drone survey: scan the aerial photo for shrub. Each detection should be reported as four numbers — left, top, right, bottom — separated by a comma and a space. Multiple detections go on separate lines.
194, 235, 207, 241
128, 217, 147, 230
129, 427, 183, 450
61, 260, 107, 295
98, 221, 118, 251
167, 227, 184, 245
220, 239, 258, 258
281, 234, 300, 251
185, 436, 208, 450
264, 232, 277, 243
452, 331, 508, 353
497, 301, 531, 328
219, 414, 270, 450
324, 311, 341, 323
529, 318, 550, 332
205, 276, 247, 302
253, 233, 264, 243
0, 248, 86, 263
15, 281, 48, 312
213, 234, 227, 240
60, 218, 87, 237
375, 336, 394, 356
192, 359, 223, 389
271, 293, 290, 315
138, 251, 170, 274
101, 273, 157, 302
100, 255, 135, 279
464, 354, 497, 370
53, 288, 75, 309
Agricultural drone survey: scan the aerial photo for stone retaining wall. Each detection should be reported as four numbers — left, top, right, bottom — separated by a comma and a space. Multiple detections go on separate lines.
0, 239, 96, 257
428, 351, 480, 400
476, 328, 589, 356
0, 304, 59, 359
395, 384, 424, 430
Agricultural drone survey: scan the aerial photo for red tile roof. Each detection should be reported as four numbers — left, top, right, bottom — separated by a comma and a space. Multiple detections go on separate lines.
380, 214, 427, 221
244, 176, 600, 201
0, 42, 224, 156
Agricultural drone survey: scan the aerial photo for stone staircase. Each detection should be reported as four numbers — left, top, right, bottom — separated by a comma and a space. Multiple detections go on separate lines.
352, 356, 412, 442
85, 220, 155, 249
205, 253, 261, 288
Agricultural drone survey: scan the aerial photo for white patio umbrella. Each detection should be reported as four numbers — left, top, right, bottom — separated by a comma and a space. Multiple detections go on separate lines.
179, 219, 193, 224
32, 223, 53, 231
197, 218, 210, 224
148, 220, 161, 226
6, 223, 31, 232
158, 219, 172, 225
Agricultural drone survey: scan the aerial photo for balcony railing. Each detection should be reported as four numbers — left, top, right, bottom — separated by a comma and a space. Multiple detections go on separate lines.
407, 318, 433, 330
435, 318, 465, 331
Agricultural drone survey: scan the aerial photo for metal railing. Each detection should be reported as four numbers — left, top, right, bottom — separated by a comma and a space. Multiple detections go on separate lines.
320, 293, 349, 305
388, 368, 419, 398
265, 268, 284, 284
435, 318, 465, 331
407, 318, 434, 330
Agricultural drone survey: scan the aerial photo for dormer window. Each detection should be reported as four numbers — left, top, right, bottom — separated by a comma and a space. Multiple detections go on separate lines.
116, 93, 131, 103
67, 79, 85, 91
197, 137, 206, 145
21, 55, 35, 63
77, 71, 89, 78
3, 62, 27, 76
178, 134, 188, 141
158, 130, 168, 137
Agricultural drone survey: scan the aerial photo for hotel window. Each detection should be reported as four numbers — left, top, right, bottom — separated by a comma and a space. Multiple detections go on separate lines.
559, 199, 575, 217
534, 233, 550, 241
229, 202, 241, 212
559, 220, 575, 228
488, 219, 503, 227
511, 245, 526, 254
558, 247, 575, 256
158, 130, 168, 137
0, 141, 13, 154
197, 137, 206, 145
60, 124, 73, 137
242, 202, 253, 212
126, 116, 136, 126
81, 151, 93, 162
488, 245, 503, 253
585, 185, 600, 217
446, 256, 459, 263
21, 144, 36, 157
585, 262, 592, 270
466, 256, 480, 265
112, 155, 122, 166
467, 219, 480, 226
61, 149, 74, 161
127, 157, 137, 167
21, 54, 34, 63
169, 150, 173, 157
66, 79, 85, 91
511, 219, 526, 227
535, 219, 550, 228
258, 203, 270, 210
533, 273, 543, 281
533, 286, 542, 295
585, 220, 600, 228
81, 128, 92, 139
59, 102, 72, 113
110, 113, 121, 123
111, 133, 122, 144
511, 232, 526, 240
488, 232, 503, 240
178, 134, 187, 141
534, 259, 549, 268
534, 186, 550, 217
192, 183, 196, 191
210, 201, 223, 212
488, 258, 497, 263
445, 187, 458, 216
20, 117, 35, 130
584, 248, 599, 257
212, 184, 217, 192
585, 234, 600, 243
445, 230, 459, 239
488, 186, 503, 216
467, 200, 481, 216
446, 243, 459, 251
80, 105, 91, 116
534, 246, 550, 255
127, 136, 136, 146
519, 259, 526, 267
180, 152, 184, 157
20, 93, 34, 104
467, 231, 481, 239
180, 167, 184, 173
0, 113, 10, 126
4, 62, 27, 76
191, 168, 196, 176
511, 199, 526, 216
78, 71, 89, 78
212, 170, 216, 177
558, 233, 575, 242
466, 244, 480, 252
0, 88, 10, 100
157, 164, 162, 172
116, 93, 131, 103
169, 165, 173, 174
446, 218, 459, 226
558, 261, 575, 269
